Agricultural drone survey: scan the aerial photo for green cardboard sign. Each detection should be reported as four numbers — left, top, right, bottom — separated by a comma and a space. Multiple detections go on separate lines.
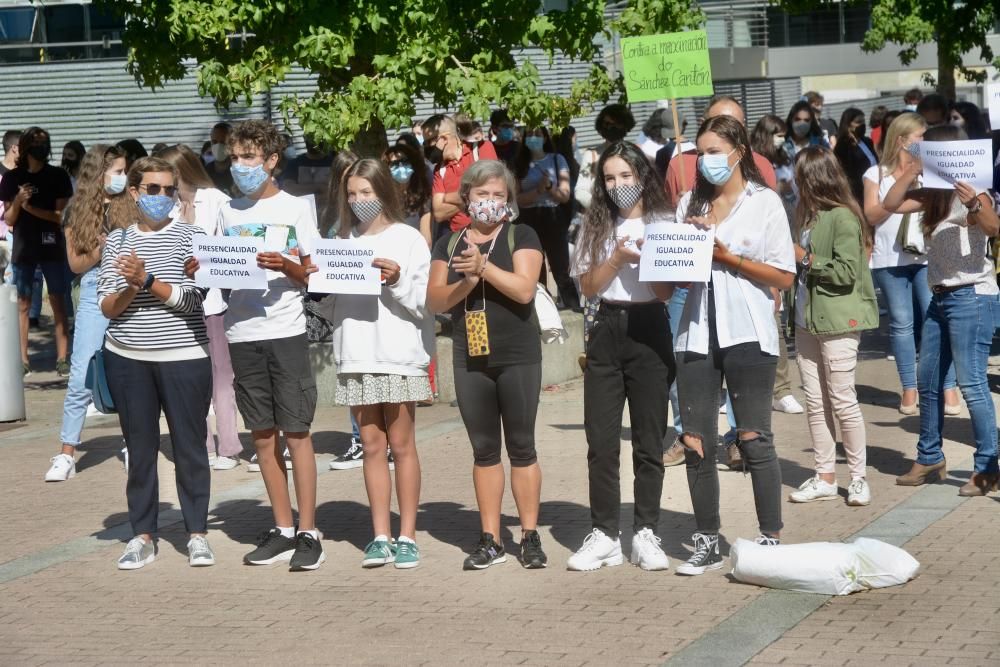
621, 30, 714, 102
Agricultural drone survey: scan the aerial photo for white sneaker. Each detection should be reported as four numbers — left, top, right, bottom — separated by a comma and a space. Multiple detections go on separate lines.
44, 454, 75, 482
121, 446, 129, 473
283, 448, 293, 469
772, 395, 804, 414
567, 529, 624, 571
630, 527, 669, 571
212, 455, 240, 470
788, 477, 839, 503
85, 403, 101, 418
187, 535, 216, 566
847, 477, 871, 506
117, 536, 155, 570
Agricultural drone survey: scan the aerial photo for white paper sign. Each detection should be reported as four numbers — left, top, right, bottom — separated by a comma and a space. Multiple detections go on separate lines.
638, 222, 715, 283
987, 82, 1000, 129
308, 238, 382, 295
193, 236, 267, 290
918, 139, 993, 190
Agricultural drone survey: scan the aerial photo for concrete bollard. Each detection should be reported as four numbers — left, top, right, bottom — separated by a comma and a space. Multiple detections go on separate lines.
0, 283, 26, 422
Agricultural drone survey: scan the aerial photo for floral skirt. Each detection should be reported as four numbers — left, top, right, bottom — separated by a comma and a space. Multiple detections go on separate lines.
335, 372, 432, 406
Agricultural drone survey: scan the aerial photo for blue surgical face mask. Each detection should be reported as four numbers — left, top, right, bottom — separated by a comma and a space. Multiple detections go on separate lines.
230, 163, 269, 194
390, 162, 414, 183
697, 149, 737, 186
104, 173, 127, 195
525, 136, 545, 153
498, 127, 515, 143
137, 194, 175, 222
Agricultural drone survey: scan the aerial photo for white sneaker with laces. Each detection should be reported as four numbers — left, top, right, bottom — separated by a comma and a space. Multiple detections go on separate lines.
212, 455, 240, 470
788, 477, 839, 503
630, 527, 669, 571
247, 454, 260, 472
187, 535, 215, 566
772, 395, 805, 414
567, 529, 623, 571
847, 477, 871, 506
44, 454, 75, 482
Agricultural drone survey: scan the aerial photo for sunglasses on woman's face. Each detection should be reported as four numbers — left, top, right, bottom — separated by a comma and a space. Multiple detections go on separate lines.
388, 159, 410, 168
138, 183, 177, 197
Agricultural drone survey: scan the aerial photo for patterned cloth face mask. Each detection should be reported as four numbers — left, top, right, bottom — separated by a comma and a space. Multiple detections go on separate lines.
608, 183, 643, 210
467, 199, 511, 226
349, 198, 383, 224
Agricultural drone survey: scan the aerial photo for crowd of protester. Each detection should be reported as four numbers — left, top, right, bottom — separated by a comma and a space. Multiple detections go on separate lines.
1, 85, 998, 574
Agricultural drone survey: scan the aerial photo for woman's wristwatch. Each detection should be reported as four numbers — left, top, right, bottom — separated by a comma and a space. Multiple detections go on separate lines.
142, 273, 156, 291
798, 251, 812, 269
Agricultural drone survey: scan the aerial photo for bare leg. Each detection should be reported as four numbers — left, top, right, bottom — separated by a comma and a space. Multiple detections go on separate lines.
509, 463, 541, 533
284, 430, 317, 531
356, 404, 392, 537
17, 296, 29, 365
49, 293, 69, 360
473, 464, 505, 537
385, 402, 420, 540
253, 428, 293, 528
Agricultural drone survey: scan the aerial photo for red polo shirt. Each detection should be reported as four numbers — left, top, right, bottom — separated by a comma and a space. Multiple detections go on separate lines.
432, 141, 498, 231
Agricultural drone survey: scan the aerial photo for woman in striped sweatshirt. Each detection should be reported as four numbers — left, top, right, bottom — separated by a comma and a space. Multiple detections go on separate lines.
97, 156, 213, 571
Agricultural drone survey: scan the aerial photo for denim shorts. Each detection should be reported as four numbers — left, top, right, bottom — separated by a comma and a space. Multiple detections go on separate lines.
12, 260, 69, 297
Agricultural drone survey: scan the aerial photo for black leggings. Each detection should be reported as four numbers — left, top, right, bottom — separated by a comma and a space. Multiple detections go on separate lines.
454, 361, 542, 467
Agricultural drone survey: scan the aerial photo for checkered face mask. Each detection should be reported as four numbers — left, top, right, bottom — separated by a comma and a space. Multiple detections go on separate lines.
467, 198, 511, 226
608, 183, 643, 210
349, 198, 383, 224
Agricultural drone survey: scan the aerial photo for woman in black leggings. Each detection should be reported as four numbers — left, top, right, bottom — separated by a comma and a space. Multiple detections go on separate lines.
427, 159, 546, 570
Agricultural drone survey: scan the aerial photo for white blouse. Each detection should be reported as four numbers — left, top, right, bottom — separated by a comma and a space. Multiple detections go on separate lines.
674, 184, 795, 356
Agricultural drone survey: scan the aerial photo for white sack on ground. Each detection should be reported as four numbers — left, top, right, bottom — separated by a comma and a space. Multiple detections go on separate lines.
730, 537, 920, 595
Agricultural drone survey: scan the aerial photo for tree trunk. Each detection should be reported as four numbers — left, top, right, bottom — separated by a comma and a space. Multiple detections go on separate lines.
937, 39, 957, 101
350, 116, 389, 158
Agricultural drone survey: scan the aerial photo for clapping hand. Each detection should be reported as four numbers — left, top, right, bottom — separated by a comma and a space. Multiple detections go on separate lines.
452, 240, 486, 282
116, 250, 146, 289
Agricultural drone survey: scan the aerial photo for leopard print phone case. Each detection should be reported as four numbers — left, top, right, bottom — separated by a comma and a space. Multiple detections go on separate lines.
465, 310, 490, 356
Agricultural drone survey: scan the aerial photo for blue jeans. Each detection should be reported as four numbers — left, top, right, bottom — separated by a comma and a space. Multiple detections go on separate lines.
59, 268, 109, 446
916, 287, 998, 474
873, 265, 956, 391
667, 287, 688, 435
350, 412, 360, 442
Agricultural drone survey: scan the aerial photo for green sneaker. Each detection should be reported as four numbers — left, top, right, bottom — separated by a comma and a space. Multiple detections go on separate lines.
394, 540, 420, 569
361, 538, 395, 568
56, 358, 70, 378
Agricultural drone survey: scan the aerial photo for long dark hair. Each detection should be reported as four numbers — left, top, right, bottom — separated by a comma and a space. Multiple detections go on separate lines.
382, 142, 430, 216
793, 147, 872, 251
750, 114, 789, 166
16, 127, 50, 169
836, 107, 865, 146
951, 101, 988, 140
574, 141, 672, 270
920, 125, 968, 235
687, 115, 767, 218
514, 126, 555, 180
337, 158, 405, 237
785, 101, 824, 143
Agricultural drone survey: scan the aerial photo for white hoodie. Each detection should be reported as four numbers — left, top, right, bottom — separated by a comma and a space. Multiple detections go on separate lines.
328, 223, 434, 376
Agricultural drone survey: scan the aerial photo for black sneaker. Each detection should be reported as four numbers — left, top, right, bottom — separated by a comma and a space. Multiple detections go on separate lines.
462, 532, 507, 570
243, 528, 296, 565
289, 532, 326, 571
387, 448, 395, 471
329, 439, 363, 470
675, 532, 724, 576
518, 530, 548, 569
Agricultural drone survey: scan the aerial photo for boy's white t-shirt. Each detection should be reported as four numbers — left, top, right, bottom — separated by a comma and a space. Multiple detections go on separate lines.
219, 190, 318, 343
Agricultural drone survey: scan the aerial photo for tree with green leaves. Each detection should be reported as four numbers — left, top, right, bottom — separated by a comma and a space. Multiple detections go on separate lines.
96, 0, 702, 153
777, 0, 998, 100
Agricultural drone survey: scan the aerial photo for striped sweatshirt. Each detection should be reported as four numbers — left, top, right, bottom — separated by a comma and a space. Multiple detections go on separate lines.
97, 221, 208, 360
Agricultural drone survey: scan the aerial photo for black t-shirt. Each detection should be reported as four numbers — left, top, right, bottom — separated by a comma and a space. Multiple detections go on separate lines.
431, 222, 542, 368
0, 164, 73, 264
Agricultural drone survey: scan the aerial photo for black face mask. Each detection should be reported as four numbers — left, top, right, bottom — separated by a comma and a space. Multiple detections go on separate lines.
853, 124, 867, 139
424, 145, 443, 166
62, 158, 80, 170
601, 125, 627, 142
27, 145, 49, 161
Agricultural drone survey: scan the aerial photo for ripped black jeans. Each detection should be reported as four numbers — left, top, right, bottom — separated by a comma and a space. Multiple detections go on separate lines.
675, 332, 783, 536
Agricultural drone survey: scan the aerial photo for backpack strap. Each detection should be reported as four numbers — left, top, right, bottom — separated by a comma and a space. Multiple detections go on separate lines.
446, 229, 466, 264
507, 221, 516, 255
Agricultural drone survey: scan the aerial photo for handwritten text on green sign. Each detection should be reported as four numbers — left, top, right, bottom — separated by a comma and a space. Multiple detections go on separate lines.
621, 31, 714, 102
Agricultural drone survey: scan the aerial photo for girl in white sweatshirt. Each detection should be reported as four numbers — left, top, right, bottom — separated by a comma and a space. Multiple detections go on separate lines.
329, 159, 434, 569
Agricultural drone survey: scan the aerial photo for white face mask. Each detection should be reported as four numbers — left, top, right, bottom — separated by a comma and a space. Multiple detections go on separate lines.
772, 135, 785, 149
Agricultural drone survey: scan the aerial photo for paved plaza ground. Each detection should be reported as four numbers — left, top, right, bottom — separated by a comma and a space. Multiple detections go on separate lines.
0, 320, 997, 666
